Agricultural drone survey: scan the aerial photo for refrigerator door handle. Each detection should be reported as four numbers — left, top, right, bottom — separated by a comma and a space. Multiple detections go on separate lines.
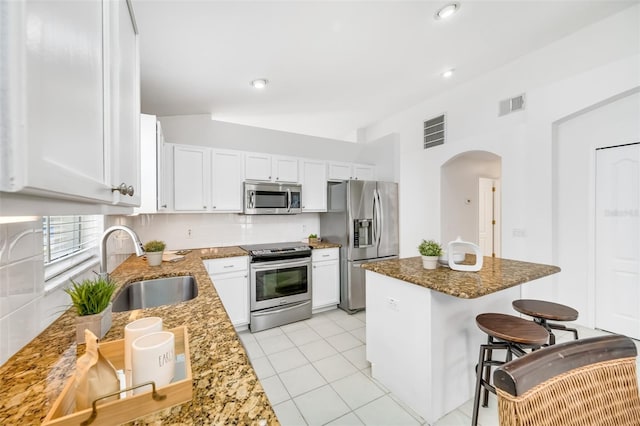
372, 190, 378, 246
373, 189, 384, 249
375, 188, 383, 249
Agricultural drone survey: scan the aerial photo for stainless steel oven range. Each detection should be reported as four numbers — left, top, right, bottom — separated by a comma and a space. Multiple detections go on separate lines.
240, 242, 312, 332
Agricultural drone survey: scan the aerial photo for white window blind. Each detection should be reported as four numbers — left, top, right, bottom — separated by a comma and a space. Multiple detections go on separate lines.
43, 215, 103, 281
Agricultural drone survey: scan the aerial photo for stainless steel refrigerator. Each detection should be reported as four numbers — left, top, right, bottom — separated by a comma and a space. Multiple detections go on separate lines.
320, 180, 399, 313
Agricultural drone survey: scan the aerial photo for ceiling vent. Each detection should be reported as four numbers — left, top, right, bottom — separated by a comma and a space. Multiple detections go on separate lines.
498, 94, 525, 116
423, 114, 445, 149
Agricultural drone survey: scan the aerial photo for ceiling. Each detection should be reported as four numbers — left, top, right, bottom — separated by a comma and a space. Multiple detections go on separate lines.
133, 1, 637, 141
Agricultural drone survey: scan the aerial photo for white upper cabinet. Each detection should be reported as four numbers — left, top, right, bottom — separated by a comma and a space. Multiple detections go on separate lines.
273, 156, 299, 183
353, 163, 376, 181
300, 159, 327, 212
327, 162, 353, 181
107, 0, 140, 206
166, 145, 243, 213
327, 161, 375, 181
211, 150, 243, 212
244, 153, 272, 181
173, 145, 209, 211
244, 153, 299, 183
0, 0, 141, 207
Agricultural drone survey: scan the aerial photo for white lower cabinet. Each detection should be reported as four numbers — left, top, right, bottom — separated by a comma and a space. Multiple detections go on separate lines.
312, 248, 340, 312
205, 257, 250, 328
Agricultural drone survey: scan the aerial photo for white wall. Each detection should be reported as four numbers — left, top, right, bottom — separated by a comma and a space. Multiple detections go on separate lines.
363, 5, 640, 323
552, 91, 640, 328
159, 115, 397, 167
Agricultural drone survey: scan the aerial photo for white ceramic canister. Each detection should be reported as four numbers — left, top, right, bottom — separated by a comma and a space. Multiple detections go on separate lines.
124, 317, 163, 386
131, 331, 175, 394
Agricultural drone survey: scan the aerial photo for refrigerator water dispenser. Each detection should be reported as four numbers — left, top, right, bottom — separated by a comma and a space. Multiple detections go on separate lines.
353, 219, 373, 248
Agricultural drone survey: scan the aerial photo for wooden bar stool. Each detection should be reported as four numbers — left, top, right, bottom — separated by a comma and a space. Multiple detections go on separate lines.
472, 313, 549, 426
512, 299, 579, 345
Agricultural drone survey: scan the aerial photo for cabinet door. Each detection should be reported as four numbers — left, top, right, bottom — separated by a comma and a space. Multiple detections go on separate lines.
353, 164, 375, 181
312, 259, 340, 310
244, 153, 272, 181
211, 150, 243, 212
210, 271, 250, 327
107, 0, 140, 206
0, 0, 109, 202
301, 160, 327, 212
134, 114, 157, 213
157, 139, 173, 211
327, 162, 353, 181
273, 156, 299, 183
173, 145, 209, 211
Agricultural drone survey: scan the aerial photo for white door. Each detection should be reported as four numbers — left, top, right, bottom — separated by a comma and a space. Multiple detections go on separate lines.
478, 178, 501, 257
595, 143, 640, 339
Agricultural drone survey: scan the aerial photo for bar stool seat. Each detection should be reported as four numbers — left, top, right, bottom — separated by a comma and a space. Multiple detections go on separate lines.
472, 313, 549, 426
512, 299, 579, 345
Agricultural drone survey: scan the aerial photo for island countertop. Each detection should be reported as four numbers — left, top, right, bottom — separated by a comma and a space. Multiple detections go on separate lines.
0, 247, 278, 425
361, 256, 561, 299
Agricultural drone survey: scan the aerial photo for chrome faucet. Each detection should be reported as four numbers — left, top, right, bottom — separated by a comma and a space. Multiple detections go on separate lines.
99, 225, 145, 278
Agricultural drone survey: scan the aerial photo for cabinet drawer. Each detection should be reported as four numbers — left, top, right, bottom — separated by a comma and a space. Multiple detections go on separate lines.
312, 248, 339, 262
204, 256, 248, 274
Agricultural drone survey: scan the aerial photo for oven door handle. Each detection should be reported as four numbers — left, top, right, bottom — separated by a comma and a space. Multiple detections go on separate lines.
251, 300, 311, 316
248, 191, 255, 209
250, 258, 311, 270
287, 188, 292, 212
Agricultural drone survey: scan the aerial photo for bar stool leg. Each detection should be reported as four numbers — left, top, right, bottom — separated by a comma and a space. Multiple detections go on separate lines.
472, 343, 489, 426
481, 336, 493, 407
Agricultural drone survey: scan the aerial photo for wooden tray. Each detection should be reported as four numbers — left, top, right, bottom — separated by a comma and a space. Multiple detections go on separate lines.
43, 326, 192, 426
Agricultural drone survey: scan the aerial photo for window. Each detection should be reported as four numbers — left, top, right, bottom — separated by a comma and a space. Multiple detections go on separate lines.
43, 215, 103, 281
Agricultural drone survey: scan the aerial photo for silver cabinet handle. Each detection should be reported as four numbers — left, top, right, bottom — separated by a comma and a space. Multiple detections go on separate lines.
160, 204, 167, 208
112, 183, 134, 196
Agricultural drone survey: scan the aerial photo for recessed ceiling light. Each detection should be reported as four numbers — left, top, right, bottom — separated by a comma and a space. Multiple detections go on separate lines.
442, 69, 455, 78
435, 2, 460, 20
250, 79, 268, 89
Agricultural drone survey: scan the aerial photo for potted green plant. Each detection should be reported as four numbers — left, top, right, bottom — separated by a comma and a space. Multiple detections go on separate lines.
65, 277, 116, 343
308, 233, 319, 244
418, 239, 443, 270
144, 240, 166, 266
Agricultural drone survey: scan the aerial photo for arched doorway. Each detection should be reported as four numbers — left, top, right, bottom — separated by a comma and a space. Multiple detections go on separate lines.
440, 151, 502, 257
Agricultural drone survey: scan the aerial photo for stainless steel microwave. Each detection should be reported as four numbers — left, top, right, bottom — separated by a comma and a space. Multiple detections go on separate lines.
244, 182, 302, 214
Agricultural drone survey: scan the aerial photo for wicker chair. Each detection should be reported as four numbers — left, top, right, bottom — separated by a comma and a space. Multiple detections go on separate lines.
493, 334, 640, 426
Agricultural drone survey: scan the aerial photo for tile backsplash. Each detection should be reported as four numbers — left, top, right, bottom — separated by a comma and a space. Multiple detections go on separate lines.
0, 212, 321, 365
0, 217, 96, 365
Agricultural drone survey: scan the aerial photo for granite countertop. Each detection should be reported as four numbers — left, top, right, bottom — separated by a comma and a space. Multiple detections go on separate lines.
361, 256, 561, 299
307, 241, 341, 249
0, 247, 278, 425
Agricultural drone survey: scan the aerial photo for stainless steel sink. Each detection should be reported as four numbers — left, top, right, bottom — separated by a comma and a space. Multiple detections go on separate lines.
112, 276, 198, 312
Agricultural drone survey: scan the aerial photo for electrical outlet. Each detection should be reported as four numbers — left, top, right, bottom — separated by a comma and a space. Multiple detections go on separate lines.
302, 224, 307, 234
186, 228, 193, 239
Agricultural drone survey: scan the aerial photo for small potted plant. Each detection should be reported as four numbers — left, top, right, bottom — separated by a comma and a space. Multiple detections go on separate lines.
308, 233, 319, 244
65, 277, 116, 343
144, 240, 166, 266
418, 239, 443, 270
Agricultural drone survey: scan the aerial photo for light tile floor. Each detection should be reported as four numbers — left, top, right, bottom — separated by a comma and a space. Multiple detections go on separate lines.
238, 309, 640, 426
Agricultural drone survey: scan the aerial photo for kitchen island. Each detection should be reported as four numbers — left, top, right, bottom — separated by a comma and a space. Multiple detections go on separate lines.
362, 256, 560, 424
0, 248, 278, 425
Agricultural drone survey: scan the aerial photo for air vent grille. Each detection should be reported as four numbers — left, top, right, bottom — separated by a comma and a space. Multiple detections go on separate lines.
499, 94, 526, 116
423, 114, 445, 149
